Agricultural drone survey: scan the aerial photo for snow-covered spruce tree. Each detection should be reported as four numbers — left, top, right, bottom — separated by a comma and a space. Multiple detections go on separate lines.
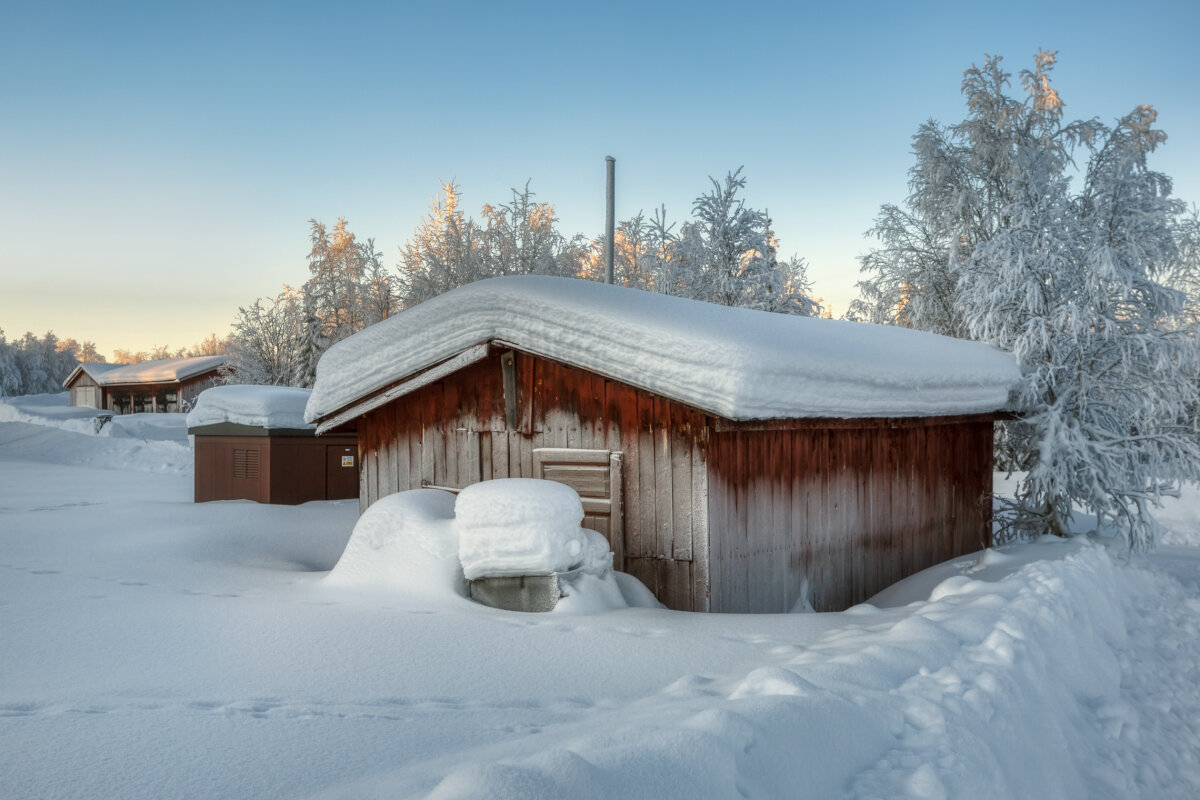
292, 291, 324, 388
612, 170, 818, 315
0, 329, 20, 397
956, 72, 1200, 547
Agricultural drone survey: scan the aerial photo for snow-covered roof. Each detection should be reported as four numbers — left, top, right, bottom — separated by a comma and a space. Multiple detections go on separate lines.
187, 385, 315, 430
306, 276, 1021, 425
62, 362, 121, 386
64, 356, 227, 388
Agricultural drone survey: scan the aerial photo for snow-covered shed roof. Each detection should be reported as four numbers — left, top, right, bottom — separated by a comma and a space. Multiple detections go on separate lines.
64, 356, 227, 389
187, 385, 315, 430
306, 276, 1021, 427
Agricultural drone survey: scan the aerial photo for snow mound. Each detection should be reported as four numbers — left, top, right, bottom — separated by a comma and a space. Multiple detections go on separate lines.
187, 385, 315, 430
455, 479, 613, 580
325, 489, 467, 602
0, 394, 192, 473
307, 276, 1021, 424
326, 482, 639, 613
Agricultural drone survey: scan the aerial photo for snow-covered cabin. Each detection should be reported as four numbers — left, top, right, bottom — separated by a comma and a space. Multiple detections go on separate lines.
305, 276, 1021, 612
63, 356, 226, 414
188, 385, 358, 505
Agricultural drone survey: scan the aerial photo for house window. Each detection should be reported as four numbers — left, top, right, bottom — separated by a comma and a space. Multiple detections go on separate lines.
233, 448, 259, 480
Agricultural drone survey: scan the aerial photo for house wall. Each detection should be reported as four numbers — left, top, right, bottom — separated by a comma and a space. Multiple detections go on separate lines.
194, 436, 272, 503
180, 372, 222, 410
705, 418, 994, 613
67, 372, 102, 408
194, 433, 358, 504
269, 435, 358, 504
95, 370, 221, 415
355, 349, 711, 611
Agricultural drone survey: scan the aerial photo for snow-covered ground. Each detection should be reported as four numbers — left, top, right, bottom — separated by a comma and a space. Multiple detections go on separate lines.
3, 394, 1200, 799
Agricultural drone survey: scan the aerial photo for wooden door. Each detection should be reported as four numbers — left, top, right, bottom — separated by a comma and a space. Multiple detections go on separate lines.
532, 447, 624, 568
325, 444, 359, 500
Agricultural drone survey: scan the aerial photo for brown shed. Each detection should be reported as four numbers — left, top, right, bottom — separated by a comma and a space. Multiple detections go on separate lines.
306, 277, 1021, 612
188, 386, 358, 505
64, 356, 226, 414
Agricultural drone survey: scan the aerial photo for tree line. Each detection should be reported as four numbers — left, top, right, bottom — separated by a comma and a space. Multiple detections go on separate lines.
222, 171, 820, 386
0, 330, 228, 398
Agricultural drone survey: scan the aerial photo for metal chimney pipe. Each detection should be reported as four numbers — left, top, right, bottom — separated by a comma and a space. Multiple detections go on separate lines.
604, 156, 615, 284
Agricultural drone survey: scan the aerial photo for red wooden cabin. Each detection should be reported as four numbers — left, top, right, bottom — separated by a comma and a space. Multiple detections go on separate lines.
306, 277, 1020, 612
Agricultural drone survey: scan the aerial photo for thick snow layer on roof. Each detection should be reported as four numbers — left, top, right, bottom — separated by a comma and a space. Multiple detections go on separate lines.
455, 479, 612, 580
187, 385, 315, 430
306, 276, 1021, 423
69, 356, 226, 387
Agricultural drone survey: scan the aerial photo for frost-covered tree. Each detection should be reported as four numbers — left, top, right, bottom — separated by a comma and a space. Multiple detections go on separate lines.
396, 181, 577, 308
0, 329, 21, 397
572, 209, 669, 290
292, 291, 324, 388
901, 51, 1200, 548
185, 333, 226, 358
0, 331, 81, 394
360, 238, 394, 327
305, 217, 371, 344
570, 172, 818, 315
221, 287, 304, 386
848, 202, 965, 335
478, 182, 570, 279
396, 182, 485, 307
852, 52, 1102, 335
656, 170, 819, 315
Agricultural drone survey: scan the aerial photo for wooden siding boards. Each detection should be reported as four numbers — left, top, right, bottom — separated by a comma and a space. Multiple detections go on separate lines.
356, 349, 709, 611
705, 420, 992, 613
193, 432, 357, 505
349, 346, 992, 614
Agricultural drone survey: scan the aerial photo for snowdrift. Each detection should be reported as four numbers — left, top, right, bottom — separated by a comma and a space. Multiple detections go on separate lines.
414, 539, 1148, 800
0, 393, 192, 473
326, 482, 654, 614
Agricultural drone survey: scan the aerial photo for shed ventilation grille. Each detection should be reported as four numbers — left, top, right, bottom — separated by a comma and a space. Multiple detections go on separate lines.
233, 448, 259, 480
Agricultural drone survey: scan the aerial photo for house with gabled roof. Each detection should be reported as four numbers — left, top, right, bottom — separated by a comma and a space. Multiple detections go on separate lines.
304, 276, 1021, 613
64, 356, 226, 414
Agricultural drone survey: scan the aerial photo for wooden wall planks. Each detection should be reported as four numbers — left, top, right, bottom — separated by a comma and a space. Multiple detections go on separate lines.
706, 421, 993, 612
356, 349, 710, 611
350, 346, 993, 614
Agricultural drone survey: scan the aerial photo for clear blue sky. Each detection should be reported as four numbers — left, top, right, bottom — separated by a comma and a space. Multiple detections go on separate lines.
2, 0, 1197, 356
